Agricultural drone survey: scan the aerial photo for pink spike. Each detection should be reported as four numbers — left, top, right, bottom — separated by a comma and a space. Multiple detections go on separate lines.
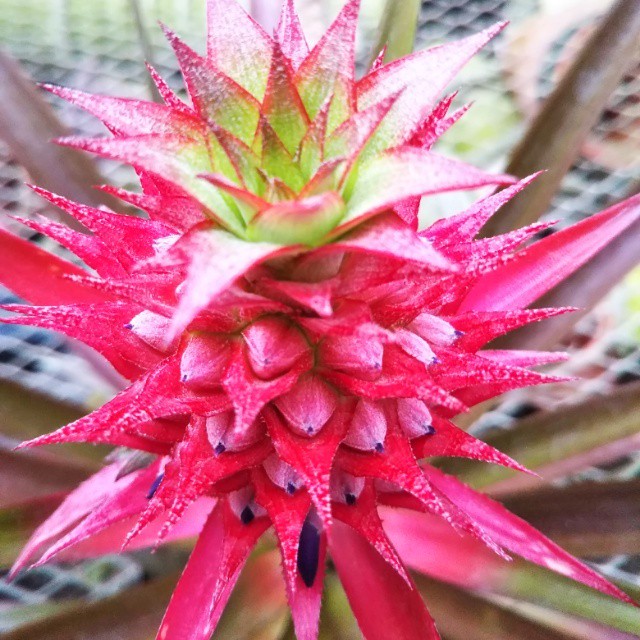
412, 416, 533, 475
52, 499, 215, 562
334, 481, 410, 586
265, 404, 349, 531
156, 500, 269, 640
34, 460, 161, 566
99, 184, 206, 232
342, 146, 515, 231
421, 466, 633, 603
253, 470, 325, 640
2, 302, 161, 379
12, 215, 126, 278
453, 307, 576, 352
294, 0, 359, 120
408, 92, 459, 149
276, 0, 310, 71
480, 349, 569, 368
30, 186, 172, 268
42, 83, 198, 137
369, 46, 387, 73
19, 359, 187, 452
263, 41, 310, 153
11, 462, 129, 576
448, 221, 556, 273
206, 0, 273, 99
330, 521, 440, 640
145, 63, 190, 112
424, 174, 541, 246
163, 25, 262, 143
336, 414, 508, 559
460, 193, 640, 312
55, 134, 244, 234
358, 22, 507, 151
0, 226, 111, 305
433, 350, 571, 395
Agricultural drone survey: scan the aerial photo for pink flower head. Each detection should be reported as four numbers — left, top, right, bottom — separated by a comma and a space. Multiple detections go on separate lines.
2, 1, 639, 638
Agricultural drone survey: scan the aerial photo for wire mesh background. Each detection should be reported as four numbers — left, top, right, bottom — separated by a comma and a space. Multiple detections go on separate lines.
0, 0, 638, 631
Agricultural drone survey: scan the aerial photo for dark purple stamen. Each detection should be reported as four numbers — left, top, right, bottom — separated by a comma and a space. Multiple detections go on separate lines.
214, 442, 226, 456
286, 482, 296, 495
454, 329, 464, 337
424, 424, 436, 436
297, 517, 320, 588
123, 323, 133, 330
374, 442, 384, 453
345, 492, 356, 506
240, 506, 255, 525
181, 374, 188, 382
146, 473, 164, 499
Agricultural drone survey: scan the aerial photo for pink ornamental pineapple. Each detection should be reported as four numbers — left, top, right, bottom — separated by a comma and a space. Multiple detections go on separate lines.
1, 1, 639, 638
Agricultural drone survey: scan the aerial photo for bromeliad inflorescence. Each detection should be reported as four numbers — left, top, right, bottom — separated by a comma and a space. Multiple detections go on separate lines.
1, 1, 639, 639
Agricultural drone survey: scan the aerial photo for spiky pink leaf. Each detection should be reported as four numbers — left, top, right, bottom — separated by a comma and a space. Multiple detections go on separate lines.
0, 226, 109, 305
343, 147, 515, 230
164, 26, 262, 143
263, 42, 310, 153
460, 193, 640, 312
56, 134, 244, 234
358, 22, 506, 152
33, 460, 161, 565
11, 214, 126, 278
146, 63, 189, 111
1, 302, 161, 379
11, 462, 127, 575
294, 0, 359, 122
222, 343, 311, 435
333, 482, 410, 585
157, 500, 269, 640
206, 0, 272, 99
265, 404, 348, 530
30, 186, 173, 268
253, 470, 324, 640
42, 84, 198, 136
412, 416, 532, 474
421, 466, 633, 602
330, 520, 440, 640
276, 0, 309, 71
